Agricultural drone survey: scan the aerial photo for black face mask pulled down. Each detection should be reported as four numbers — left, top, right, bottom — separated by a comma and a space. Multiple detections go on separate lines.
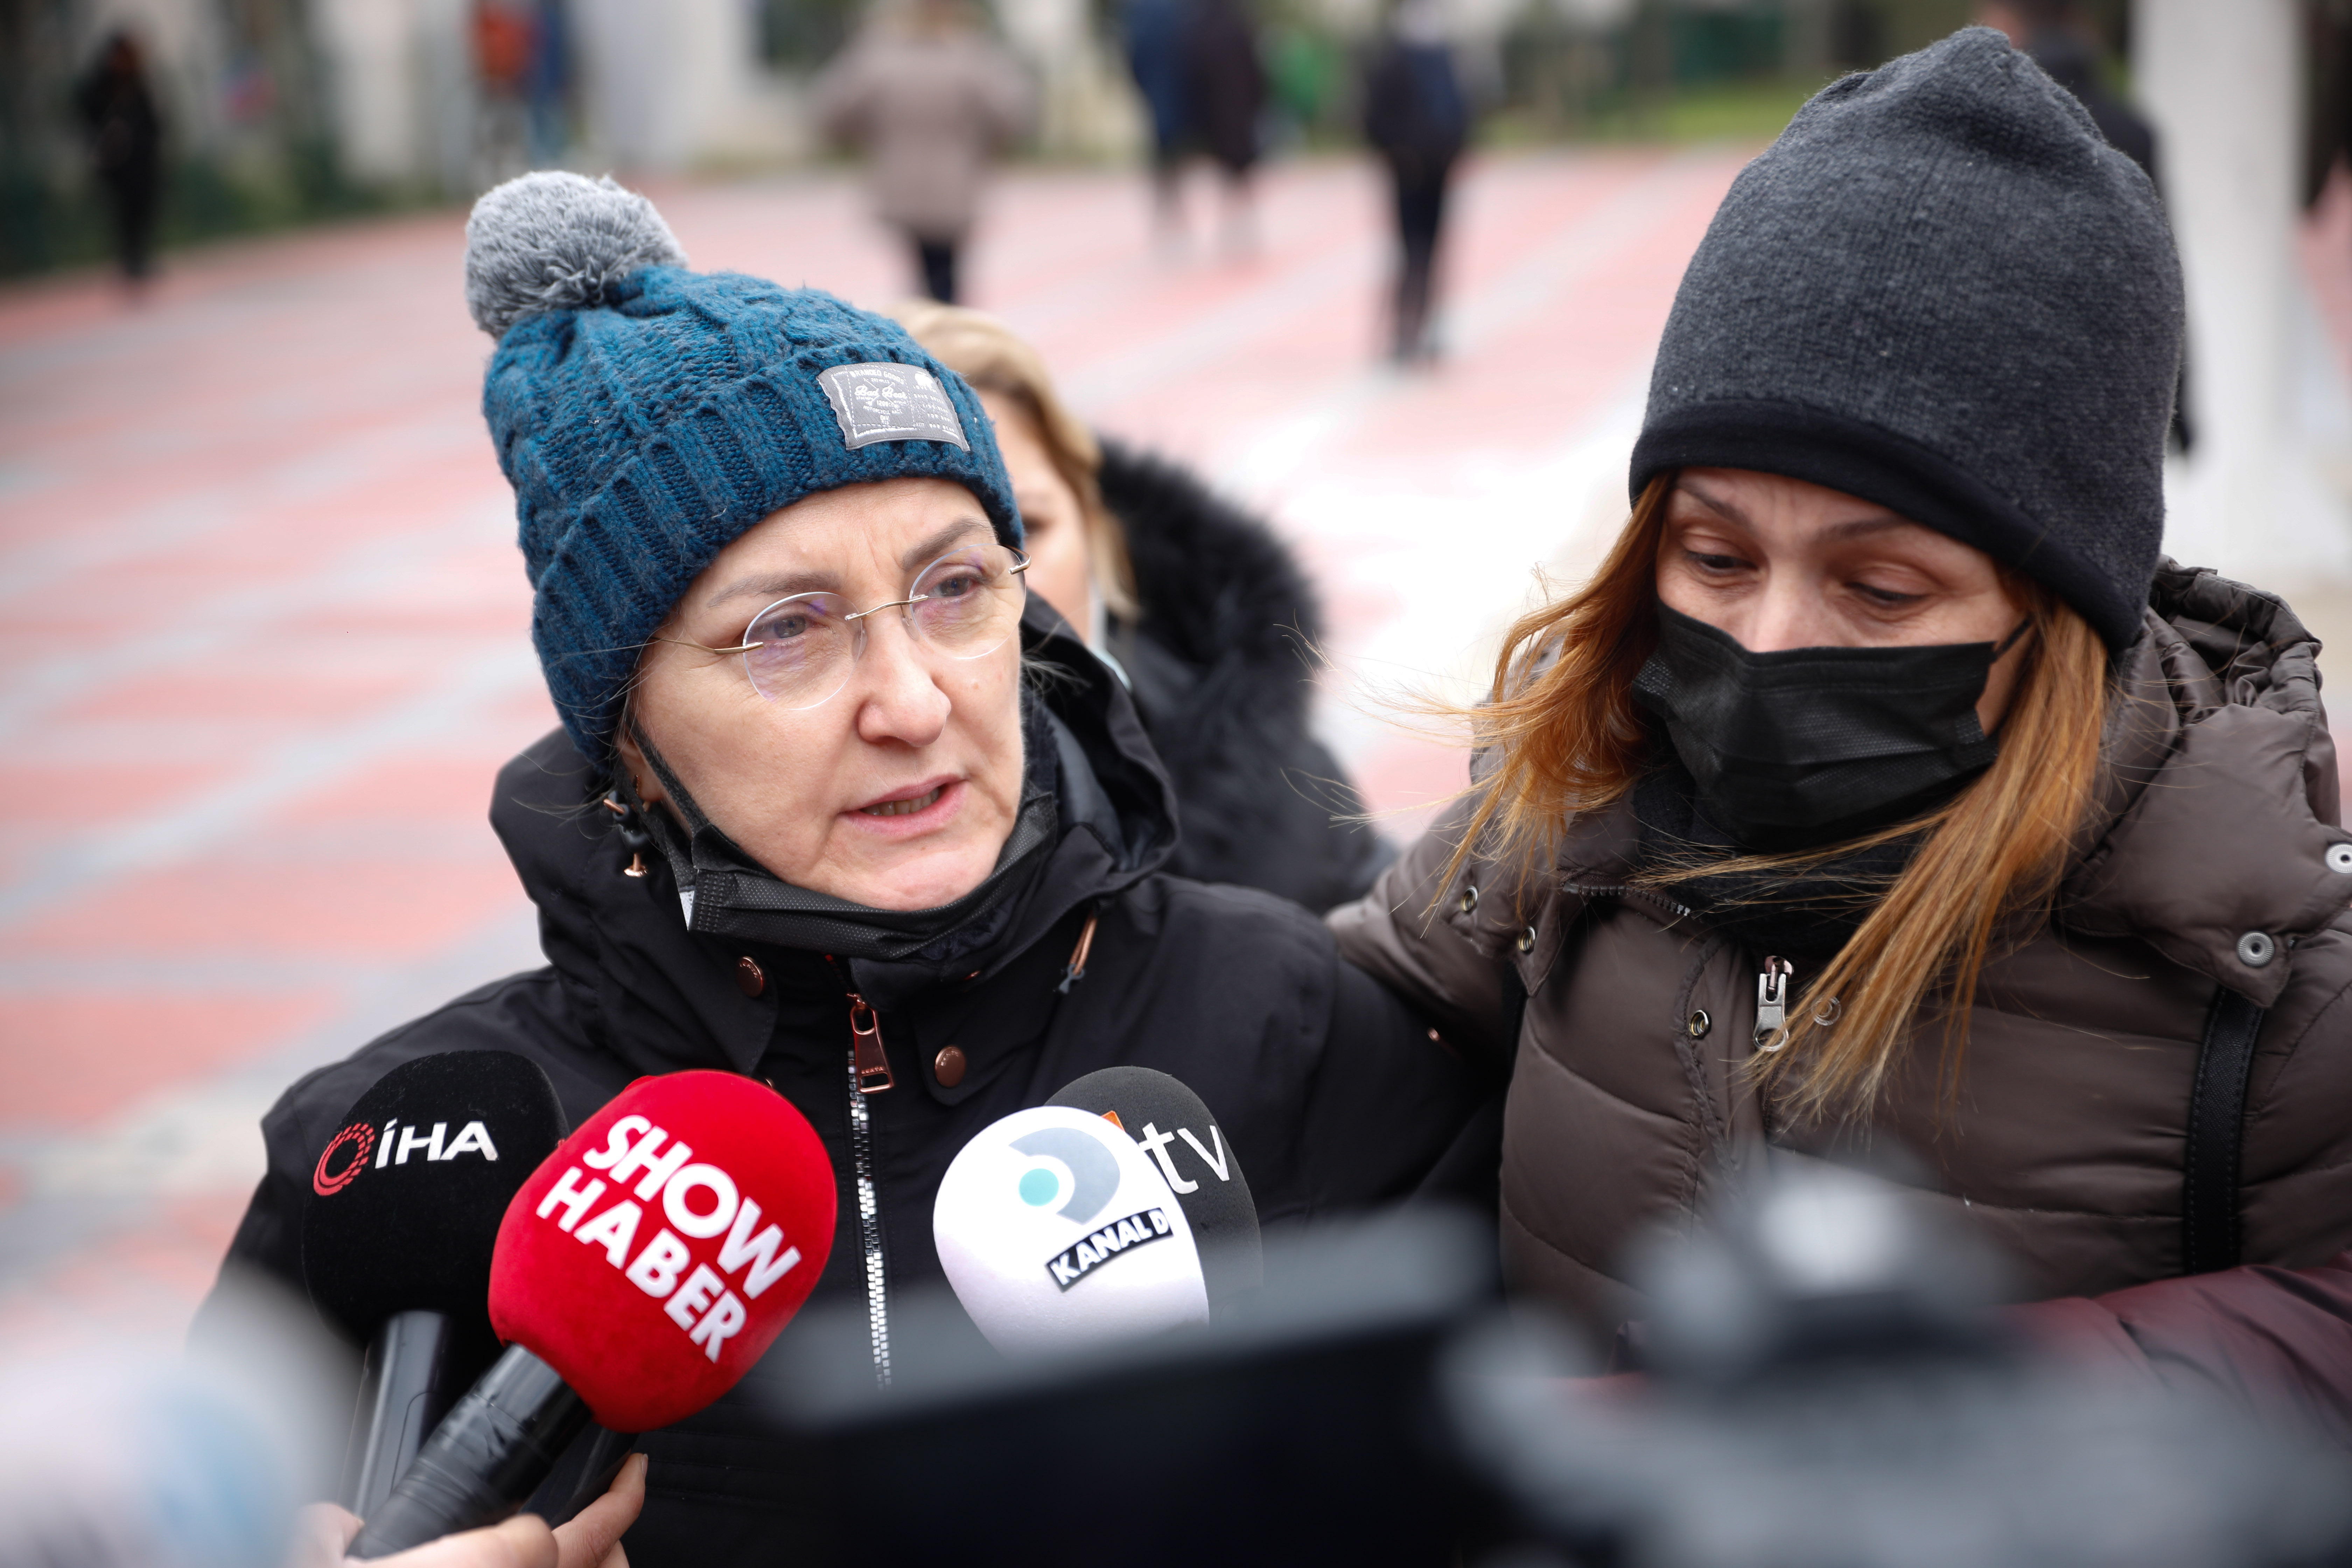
620, 690, 1062, 966
1631, 603, 2011, 852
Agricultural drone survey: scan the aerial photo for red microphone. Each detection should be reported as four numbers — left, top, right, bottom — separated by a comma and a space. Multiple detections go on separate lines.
348, 1072, 835, 1557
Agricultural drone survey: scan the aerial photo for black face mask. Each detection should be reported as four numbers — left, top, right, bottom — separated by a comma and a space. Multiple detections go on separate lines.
1631, 603, 2017, 850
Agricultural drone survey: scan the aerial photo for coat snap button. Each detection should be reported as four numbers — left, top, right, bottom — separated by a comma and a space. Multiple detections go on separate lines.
1458, 884, 1479, 915
2330, 845, 2352, 874
1517, 925, 1536, 953
2237, 931, 2277, 968
1687, 1009, 1711, 1039
735, 956, 765, 997
933, 1046, 967, 1087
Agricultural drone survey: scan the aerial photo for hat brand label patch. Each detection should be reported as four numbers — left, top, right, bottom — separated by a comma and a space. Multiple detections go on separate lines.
817, 363, 969, 452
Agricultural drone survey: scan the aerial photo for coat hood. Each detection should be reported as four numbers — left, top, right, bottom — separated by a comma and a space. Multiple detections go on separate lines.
488, 602, 1181, 1076
1096, 440, 1390, 908
2060, 562, 2346, 1005
1099, 438, 1326, 707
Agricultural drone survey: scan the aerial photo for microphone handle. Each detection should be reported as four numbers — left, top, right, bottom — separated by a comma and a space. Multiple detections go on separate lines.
538, 1425, 640, 1528
348, 1345, 592, 1559
341, 1310, 455, 1518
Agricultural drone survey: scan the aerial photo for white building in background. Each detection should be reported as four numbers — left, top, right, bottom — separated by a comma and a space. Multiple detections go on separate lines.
2135, 0, 2352, 579
997, 0, 1144, 159
58, 0, 1135, 194
310, 0, 1147, 186
310, 0, 808, 188
568, 0, 807, 170
48, 0, 288, 171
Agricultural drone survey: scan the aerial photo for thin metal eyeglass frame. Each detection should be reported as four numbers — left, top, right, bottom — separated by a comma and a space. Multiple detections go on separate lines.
645, 546, 1030, 706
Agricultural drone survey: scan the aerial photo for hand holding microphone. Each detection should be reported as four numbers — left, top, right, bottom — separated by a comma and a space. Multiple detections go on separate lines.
349, 1072, 836, 1558
290, 1454, 644, 1568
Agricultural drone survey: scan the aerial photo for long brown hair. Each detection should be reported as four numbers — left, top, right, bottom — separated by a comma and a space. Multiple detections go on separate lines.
1446, 473, 2112, 1119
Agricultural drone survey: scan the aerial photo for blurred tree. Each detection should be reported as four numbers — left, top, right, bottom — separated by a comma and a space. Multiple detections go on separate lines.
1267, 25, 1347, 133
1671, 3, 1783, 83
1829, 0, 1885, 63
762, 0, 867, 68
0, 0, 391, 278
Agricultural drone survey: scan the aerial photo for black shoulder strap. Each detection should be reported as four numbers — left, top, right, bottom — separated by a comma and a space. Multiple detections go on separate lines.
2181, 986, 2267, 1275
1495, 963, 1529, 1082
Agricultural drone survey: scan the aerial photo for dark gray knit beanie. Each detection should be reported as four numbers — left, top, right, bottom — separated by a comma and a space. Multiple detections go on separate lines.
1629, 26, 2182, 651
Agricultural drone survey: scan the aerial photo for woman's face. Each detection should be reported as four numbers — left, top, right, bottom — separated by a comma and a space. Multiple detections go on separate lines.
1656, 468, 2030, 730
623, 477, 1026, 912
980, 390, 1093, 636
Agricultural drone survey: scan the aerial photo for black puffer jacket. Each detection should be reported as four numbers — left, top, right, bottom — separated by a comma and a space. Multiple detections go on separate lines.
1099, 441, 1393, 911
205, 609, 1487, 1566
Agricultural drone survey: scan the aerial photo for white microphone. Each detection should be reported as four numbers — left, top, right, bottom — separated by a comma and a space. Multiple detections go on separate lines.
932, 1105, 1210, 1356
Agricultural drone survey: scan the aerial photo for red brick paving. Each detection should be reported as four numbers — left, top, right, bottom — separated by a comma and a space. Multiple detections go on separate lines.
2, 992, 341, 1127
0, 147, 1753, 1351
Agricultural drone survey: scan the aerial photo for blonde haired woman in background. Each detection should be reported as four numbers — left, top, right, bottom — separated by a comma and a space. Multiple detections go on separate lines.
897, 301, 1392, 910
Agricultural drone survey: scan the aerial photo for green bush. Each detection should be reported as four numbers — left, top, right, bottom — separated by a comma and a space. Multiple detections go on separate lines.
0, 143, 402, 280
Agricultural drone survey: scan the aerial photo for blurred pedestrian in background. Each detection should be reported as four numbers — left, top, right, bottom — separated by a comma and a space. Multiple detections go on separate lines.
1362, 0, 1468, 364
1184, 0, 1267, 254
1975, 0, 2188, 450
74, 29, 163, 285
1977, 0, 2150, 170
474, 0, 538, 186
522, 0, 571, 167
897, 300, 1394, 908
815, 0, 1033, 304
1122, 0, 1195, 240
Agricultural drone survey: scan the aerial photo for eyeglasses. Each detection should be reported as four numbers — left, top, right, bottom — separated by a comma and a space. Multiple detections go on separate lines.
652, 543, 1029, 710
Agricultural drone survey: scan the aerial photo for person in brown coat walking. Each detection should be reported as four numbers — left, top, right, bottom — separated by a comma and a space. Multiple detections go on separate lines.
814, 0, 1033, 303
1332, 27, 2352, 1434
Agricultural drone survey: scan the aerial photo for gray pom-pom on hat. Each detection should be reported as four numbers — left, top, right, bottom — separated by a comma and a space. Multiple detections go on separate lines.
464, 172, 689, 339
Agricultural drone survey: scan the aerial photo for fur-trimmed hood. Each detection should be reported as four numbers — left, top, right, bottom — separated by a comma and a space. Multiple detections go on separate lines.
1097, 440, 1391, 910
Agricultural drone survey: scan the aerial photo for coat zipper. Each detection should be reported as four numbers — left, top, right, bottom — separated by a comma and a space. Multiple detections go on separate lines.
1754, 954, 1792, 1051
1563, 882, 1695, 921
828, 960, 893, 1388
844, 1043, 891, 1387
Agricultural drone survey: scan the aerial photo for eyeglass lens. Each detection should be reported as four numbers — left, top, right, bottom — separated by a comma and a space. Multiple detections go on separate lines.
740, 544, 1027, 708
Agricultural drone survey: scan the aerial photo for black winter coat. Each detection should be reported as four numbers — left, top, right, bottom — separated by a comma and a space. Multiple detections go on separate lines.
1362, 37, 1466, 186
1183, 0, 1264, 173
1098, 441, 1392, 911
205, 611, 1488, 1566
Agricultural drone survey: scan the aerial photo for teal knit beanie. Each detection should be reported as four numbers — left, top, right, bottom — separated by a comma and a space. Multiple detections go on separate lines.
464, 172, 1022, 770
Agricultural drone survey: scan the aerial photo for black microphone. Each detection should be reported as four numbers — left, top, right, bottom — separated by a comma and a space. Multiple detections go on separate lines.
1048, 1067, 1262, 1309
347, 1071, 838, 1558
301, 1051, 566, 1520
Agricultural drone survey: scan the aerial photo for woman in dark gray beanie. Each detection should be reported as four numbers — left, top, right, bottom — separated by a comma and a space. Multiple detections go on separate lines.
1334, 26, 2352, 1430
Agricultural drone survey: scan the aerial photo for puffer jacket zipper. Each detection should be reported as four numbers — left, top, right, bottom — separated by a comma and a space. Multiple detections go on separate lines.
1563, 882, 1695, 921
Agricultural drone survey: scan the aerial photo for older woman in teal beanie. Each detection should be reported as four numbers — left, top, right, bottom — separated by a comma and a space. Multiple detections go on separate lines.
208, 173, 1489, 1563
